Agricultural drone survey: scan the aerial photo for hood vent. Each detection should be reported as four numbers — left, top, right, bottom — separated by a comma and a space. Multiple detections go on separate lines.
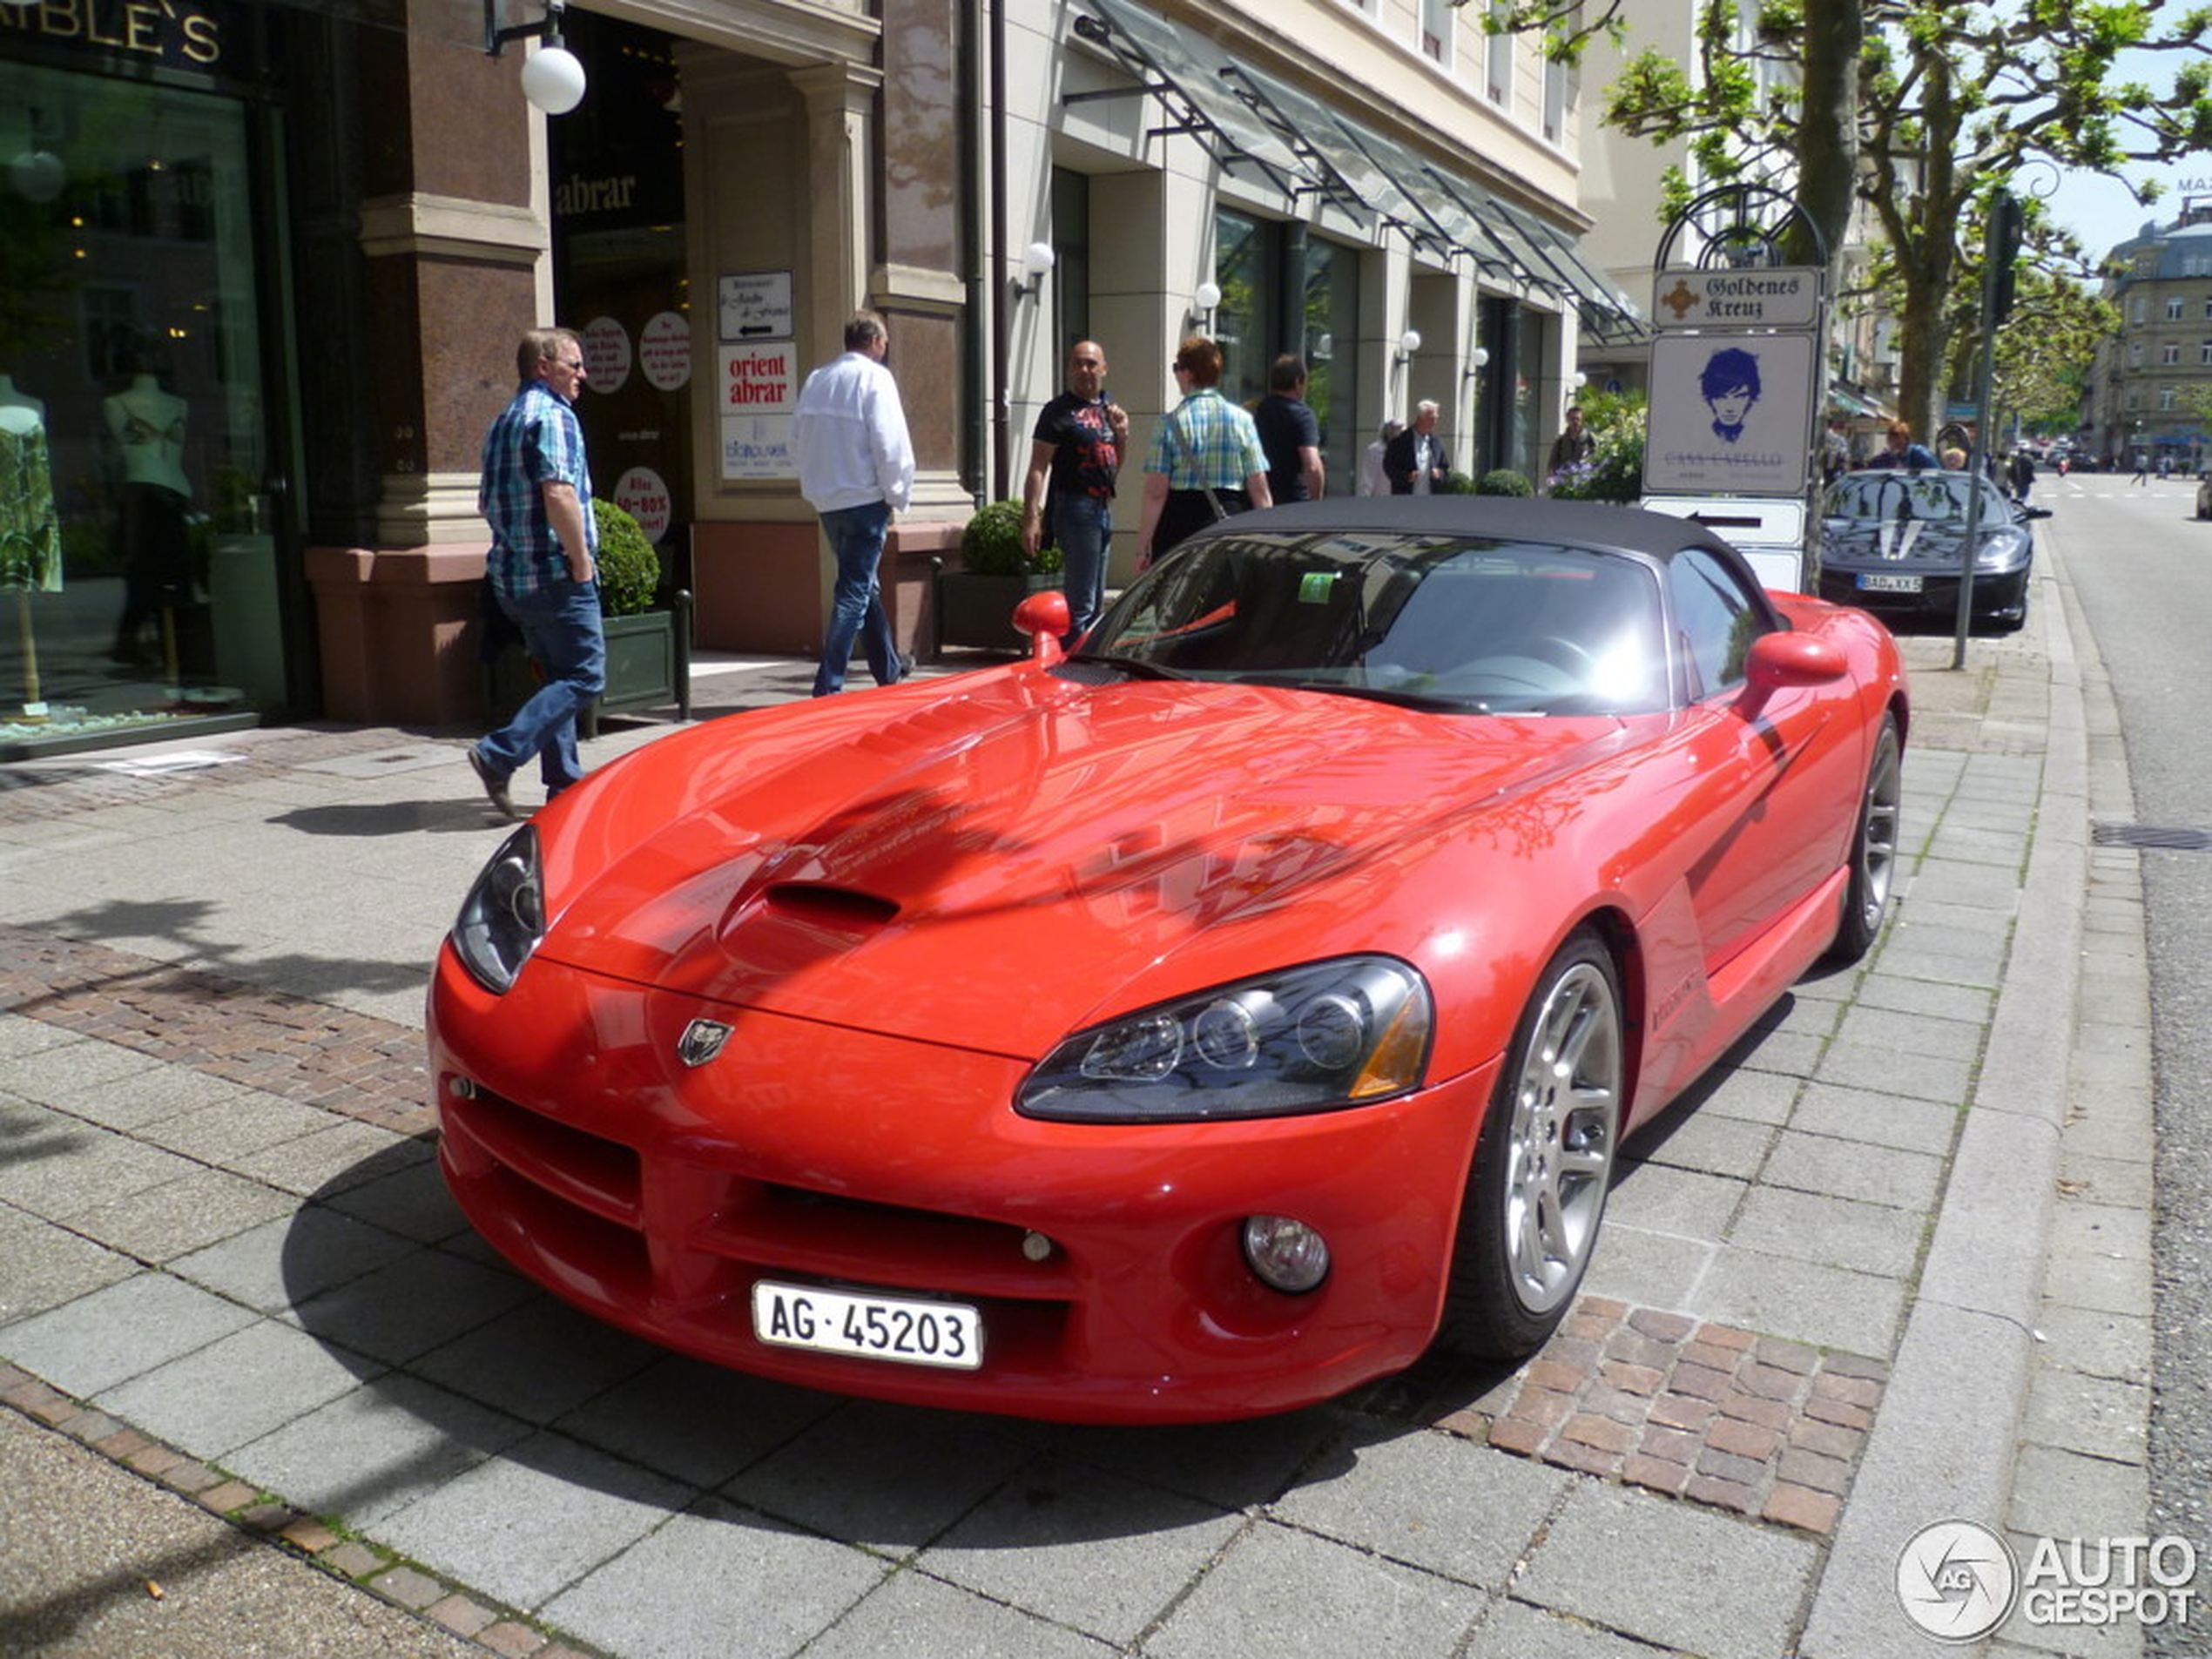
760, 882, 901, 933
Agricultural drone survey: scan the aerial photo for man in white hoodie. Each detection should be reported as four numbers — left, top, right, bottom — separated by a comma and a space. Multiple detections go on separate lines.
790, 310, 916, 695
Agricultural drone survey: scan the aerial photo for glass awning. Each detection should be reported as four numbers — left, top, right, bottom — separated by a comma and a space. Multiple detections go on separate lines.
1217, 64, 1455, 259
1071, 0, 1310, 196
1069, 0, 1647, 343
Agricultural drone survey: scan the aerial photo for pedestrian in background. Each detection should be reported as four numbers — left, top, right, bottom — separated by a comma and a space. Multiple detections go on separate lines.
1359, 419, 1404, 497
1866, 421, 1939, 472
1136, 335, 1271, 569
1384, 401, 1448, 494
468, 327, 604, 821
2006, 448, 2036, 502
1253, 354, 1325, 505
791, 310, 915, 696
1546, 405, 1595, 489
1021, 338, 1126, 647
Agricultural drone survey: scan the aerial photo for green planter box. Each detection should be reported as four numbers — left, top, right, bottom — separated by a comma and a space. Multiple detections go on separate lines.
486, 590, 691, 736
934, 570, 1060, 655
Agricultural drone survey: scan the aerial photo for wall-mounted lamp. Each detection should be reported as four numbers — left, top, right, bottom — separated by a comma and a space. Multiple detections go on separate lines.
1188, 280, 1222, 334
485, 0, 587, 115
1570, 369, 1588, 392
9, 109, 64, 204
1394, 328, 1423, 368
1011, 240, 1056, 302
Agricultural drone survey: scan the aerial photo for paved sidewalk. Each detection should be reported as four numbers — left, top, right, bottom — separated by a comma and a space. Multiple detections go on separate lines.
0, 548, 2161, 1659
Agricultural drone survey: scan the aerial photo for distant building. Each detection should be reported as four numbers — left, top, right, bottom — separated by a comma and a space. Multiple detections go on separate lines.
2086, 196, 2212, 469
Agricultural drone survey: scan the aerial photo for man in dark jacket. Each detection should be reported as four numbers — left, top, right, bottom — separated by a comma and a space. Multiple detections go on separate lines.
1383, 401, 1447, 494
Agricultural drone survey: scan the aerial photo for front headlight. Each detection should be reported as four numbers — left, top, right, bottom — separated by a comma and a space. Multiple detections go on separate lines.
1016, 955, 1433, 1123
1974, 529, 2031, 570
451, 826, 544, 994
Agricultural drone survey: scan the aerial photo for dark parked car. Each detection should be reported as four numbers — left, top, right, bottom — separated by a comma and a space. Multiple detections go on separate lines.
1817, 469, 2047, 633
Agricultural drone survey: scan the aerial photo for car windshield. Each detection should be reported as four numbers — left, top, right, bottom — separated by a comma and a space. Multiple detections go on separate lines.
1075, 529, 1665, 715
1830, 471, 1987, 525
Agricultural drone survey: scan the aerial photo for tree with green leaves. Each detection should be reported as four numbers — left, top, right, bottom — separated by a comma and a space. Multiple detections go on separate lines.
1480, 1, 2212, 435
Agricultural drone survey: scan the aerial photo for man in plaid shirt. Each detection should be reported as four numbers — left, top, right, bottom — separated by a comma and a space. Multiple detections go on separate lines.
466, 327, 604, 819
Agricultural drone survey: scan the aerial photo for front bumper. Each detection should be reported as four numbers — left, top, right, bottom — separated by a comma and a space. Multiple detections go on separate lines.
1819, 563, 2030, 625
427, 944, 1497, 1423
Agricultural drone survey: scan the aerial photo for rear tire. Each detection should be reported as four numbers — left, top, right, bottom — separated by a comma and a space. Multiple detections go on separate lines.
1827, 713, 1902, 964
1436, 928, 1623, 1360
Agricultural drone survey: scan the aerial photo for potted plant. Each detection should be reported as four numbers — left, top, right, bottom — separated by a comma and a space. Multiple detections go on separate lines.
486, 498, 691, 731
934, 498, 1065, 653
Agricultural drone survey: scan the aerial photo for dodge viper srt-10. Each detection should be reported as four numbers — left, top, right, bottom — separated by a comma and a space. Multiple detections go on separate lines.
429, 496, 1907, 1424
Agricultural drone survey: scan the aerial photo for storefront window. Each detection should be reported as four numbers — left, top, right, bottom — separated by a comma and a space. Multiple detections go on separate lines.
2, 61, 282, 754
1213, 206, 1271, 404
1300, 238, 1359, 493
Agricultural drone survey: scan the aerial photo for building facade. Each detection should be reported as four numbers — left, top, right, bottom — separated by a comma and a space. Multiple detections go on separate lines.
2086, 198, 2212, 471
2, 0, 1627, 756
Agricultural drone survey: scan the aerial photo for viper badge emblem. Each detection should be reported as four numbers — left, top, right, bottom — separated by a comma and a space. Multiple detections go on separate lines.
678, 1019, 734, 1068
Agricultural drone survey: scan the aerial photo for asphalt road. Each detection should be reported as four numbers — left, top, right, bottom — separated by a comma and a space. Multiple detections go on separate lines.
2039, 472, 2212, 1659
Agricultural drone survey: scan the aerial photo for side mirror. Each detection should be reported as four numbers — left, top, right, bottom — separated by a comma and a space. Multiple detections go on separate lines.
1743, 629, 1846, 692
1013, 590, 1070, 665
2022, 505, 2053, 520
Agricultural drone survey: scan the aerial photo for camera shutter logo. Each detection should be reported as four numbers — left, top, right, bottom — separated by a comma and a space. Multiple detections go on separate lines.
1897, 1519, 2020, 1642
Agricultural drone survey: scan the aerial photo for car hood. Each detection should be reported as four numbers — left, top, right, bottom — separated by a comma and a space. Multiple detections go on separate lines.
533, 669, 1630, 1056
1822, 517, 1974, 567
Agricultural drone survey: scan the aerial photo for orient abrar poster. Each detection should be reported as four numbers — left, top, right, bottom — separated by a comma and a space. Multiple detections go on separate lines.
1644, 332, 1817, 496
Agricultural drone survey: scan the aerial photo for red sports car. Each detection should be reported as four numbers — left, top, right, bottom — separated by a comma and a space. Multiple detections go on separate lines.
429, 497, 1906, 1424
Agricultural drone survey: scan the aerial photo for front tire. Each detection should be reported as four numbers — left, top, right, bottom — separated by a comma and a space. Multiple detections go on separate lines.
1827, 712, 1903, 963
1437, 928, 1623, 1359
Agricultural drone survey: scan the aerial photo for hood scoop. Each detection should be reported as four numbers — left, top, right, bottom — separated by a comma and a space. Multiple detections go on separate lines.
711, 880, 903, 985
759, 882, 900, 932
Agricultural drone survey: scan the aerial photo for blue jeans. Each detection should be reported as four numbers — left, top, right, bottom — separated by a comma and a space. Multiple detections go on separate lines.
813, 500, 902, 696
1050, 492, 1112, 646
481, 577, 605, 792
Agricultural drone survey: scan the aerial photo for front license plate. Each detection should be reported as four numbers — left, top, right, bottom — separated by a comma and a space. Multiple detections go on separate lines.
752, 1280, 983, 1371
1858, 573, 1924, 594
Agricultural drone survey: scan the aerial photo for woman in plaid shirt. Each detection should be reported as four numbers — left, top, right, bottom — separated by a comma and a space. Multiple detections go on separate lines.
1136, 336, 1272, 568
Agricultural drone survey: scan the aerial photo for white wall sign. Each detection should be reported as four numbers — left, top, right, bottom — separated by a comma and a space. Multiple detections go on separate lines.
718, 271, 793, 342
1649, 268, 1823, 331
724, 341, 796, 414
638, 311, 691, 391
614, 466, 672, 541
1643, 333, 1817, 496
721, 415, 795, 481
582, 316, 632, 393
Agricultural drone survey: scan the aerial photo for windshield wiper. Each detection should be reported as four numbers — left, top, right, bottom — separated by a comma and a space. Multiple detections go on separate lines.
1316, 683, 1487, 714
1067, 652, 1188, 682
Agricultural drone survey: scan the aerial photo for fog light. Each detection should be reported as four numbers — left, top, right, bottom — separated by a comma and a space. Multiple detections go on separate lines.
1241, 1215, 1330, 1293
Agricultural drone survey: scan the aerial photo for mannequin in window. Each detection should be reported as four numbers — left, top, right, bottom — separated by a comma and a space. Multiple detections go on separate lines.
104, 368, 193, 667
1, 374, 61, 592
2, 374, 64, 711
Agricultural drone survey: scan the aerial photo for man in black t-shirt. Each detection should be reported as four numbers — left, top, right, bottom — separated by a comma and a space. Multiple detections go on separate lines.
1253, 354, 1325, 504
1022, 339, 1127, 646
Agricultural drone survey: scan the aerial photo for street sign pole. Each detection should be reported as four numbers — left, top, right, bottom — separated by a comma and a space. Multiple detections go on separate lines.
1953, 191, 2019, 670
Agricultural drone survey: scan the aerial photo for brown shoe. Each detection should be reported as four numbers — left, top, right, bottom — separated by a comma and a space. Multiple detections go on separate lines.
467, 745, 516, 819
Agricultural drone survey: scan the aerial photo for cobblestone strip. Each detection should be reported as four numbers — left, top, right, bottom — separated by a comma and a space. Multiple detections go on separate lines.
1410, 1298, 1889, 1537
0, 924, 432, 1135
0, 1361, 606, 1659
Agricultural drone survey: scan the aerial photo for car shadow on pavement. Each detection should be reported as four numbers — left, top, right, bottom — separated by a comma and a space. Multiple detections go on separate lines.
270, 801, 522, 838
281, 1140, 1387, 1553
